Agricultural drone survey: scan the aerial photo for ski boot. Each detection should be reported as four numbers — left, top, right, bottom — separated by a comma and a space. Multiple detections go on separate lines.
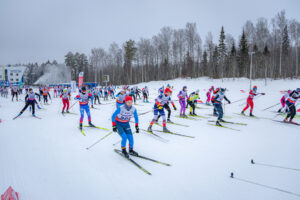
284, 118, 288, 123
147, 125, 153, 132
277, 108, 282, 113
122, 148, 129, 158
62, 110, 64, 114
163, 126, 170, 133
219, 119, 225, 122
182, 114, 188, 118
79, 123, 83, 130
66, 110, 70, 113
129, 148, 139, 156
167, 118, 173, 123
249, 113, 254, 117
88, 121, 96, 127
193, 112, 197, 116
241, 111, 245, 115
189, 112, 193, 116
216, 120, 222, 126
91, 105, 94, 108
32, 113, 36, 117
289, 119, 296, 124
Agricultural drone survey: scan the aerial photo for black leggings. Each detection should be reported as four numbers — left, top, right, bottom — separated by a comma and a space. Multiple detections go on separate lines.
189, 101, 196, 114
12, 92, 18, 101
157, 104, 171, 120
21, 101, 35, 114
94, 95, 100, 104
286, 102, 296, 120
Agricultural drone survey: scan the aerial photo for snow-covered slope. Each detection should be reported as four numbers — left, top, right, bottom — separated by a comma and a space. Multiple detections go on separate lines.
0, 78, 299, 200
34, 64, 71, 85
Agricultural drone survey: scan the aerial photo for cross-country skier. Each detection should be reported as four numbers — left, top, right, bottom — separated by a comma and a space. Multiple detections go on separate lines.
177, 86, 189, 117
11, 86, 18, 102
156, 88, 177, 122
116, 90, 127, 108
213, 88, 231, 126
42, 87, 51, 104
93, 88, 101, 104
60, 88, 70, 113
278, 90, 291, 113
206, 86, 214, 105
15, 88, 40, 117
142, 86, 149, 102
158, 85, 164, 94
188, 90, 200, 116
211, 88, 219, 116
148, 88, 174, 132
284, 88, 300, 123
74, 86, 95, 130
112, 96, 139, 158
241, 85, 265, 116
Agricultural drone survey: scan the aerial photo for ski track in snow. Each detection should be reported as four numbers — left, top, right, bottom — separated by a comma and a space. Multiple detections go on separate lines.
0, 77, 300, 200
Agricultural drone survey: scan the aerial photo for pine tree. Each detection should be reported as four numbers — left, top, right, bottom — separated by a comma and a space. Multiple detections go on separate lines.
282, 25, 290, 56
212, 46, 219, 78
124, 40, 137, 84
218, 26, 226, 78
201, 50, 208, 76
237, 30, 249, 77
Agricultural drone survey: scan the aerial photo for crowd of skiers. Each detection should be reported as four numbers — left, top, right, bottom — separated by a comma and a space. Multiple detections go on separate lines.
2, 82, 299, 158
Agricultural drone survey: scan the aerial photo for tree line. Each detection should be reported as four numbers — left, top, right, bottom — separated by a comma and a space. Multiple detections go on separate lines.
23, 10, 300, 85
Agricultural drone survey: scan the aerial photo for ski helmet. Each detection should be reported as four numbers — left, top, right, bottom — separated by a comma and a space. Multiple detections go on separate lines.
82, 86, 86, 91
63, 88, 67, 93
196, 89, 200, 93
220, 88, 226, 93
183, 86, 187, 91
253, 85, 257, 90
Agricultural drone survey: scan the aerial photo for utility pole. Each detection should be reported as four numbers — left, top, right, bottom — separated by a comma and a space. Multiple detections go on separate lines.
249, 52, 255, 90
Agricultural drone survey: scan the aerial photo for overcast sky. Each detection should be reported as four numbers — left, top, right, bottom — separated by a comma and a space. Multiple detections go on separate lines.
0, 0, 299, 65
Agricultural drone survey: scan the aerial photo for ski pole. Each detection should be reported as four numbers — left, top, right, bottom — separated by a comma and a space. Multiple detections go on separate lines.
251, 159, 300, 171
230, 172, 300, 197
69, 100, 78, 110
226, 97, 245, 105
239, 94, 263, 106
262, 102, 280, 111
112, 139, 121, 146
86, 131, 113, 150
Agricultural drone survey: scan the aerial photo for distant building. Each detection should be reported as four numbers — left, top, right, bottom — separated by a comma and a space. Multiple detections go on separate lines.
0, 65, 27, 86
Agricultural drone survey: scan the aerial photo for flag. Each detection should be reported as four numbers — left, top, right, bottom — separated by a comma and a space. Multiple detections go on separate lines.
78, 72, 84, 88
1, 186, 19, 200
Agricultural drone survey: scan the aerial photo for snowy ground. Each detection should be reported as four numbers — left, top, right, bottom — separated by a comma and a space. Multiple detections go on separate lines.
0, 77, 300, 200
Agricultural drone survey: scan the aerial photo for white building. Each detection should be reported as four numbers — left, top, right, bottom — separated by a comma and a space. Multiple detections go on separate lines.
0, 65, 26, 85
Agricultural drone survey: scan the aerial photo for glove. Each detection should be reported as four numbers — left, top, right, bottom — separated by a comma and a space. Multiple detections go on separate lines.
173, 105, 177, 110
113, 125, 117, 132
262, 93, 265, 95
158, 105, 163, 109
135, 125, 139, 133
228, 101, 231, 104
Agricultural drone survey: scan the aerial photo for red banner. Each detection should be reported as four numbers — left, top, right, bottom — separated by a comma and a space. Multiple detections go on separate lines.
78, 72, 84, 88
